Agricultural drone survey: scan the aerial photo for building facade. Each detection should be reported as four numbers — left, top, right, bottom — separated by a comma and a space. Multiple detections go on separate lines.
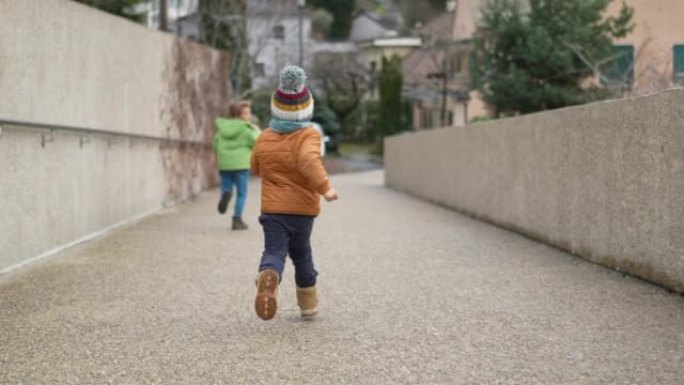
403, 0, 487, 129
349, 12, 400, 42
139, 0, 198, 31
405, 0, 684, 130
247, 0, 312, 89
606, 0, 684, 94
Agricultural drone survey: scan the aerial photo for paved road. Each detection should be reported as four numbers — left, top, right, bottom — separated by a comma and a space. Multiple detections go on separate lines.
1, 171, 683, 385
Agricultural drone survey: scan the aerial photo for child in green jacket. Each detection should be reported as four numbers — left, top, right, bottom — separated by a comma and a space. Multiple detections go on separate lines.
213, 101, 260, 230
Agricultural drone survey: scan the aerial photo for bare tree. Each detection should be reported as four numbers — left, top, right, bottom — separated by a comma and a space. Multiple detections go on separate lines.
197, 0, 250, 95
565, 32, 672, 98
627, 33, 675, 95
414, 25, 464, 127
311, 51, 368, 134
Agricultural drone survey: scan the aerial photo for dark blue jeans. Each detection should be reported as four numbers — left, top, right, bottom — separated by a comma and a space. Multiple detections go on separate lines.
219, 170, 249, 218
258, 214, 318, 288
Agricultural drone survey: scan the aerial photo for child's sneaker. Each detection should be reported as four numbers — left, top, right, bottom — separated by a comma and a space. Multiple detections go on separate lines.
255, 269, 280, 320
217, 191, 232, 214
296, 286, 318, 319
232, 217, 249, 230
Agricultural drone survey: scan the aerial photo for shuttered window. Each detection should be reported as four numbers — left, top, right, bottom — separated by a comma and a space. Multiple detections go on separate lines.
674, 45, 684, 82
604, 45, 635, 88
273, 25, 285, 39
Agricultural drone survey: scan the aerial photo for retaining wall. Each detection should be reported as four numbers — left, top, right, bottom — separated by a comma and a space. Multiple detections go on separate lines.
385, 89, 684, 293
0, 0, 231, 271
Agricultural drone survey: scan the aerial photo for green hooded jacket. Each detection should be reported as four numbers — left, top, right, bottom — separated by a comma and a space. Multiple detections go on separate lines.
213, 118, 260, 171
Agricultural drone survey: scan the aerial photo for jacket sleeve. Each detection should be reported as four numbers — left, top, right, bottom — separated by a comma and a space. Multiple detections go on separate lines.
297, 131, 331, 195
247, 127, 260, 149
250, 140, 261, 176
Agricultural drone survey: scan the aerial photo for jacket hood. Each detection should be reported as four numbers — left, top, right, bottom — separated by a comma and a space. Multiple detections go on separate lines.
216, 118, 249, 140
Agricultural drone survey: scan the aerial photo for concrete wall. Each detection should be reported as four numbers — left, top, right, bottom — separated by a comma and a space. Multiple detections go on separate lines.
385, 89, 684, 293
0, 0, 231, 272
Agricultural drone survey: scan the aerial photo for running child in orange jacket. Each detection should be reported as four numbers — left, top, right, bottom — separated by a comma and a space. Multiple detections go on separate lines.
250, 65, 338, 321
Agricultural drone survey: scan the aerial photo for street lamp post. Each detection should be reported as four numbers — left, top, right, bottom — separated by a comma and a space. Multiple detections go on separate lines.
159, 0, 168, 31
298, 0, 305, 67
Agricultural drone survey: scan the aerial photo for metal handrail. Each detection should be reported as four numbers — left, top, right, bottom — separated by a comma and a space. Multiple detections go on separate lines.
0, 118, 212, 146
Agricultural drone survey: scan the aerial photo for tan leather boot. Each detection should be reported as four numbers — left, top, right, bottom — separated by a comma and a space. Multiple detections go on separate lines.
296, 286, 318, 319
255, 269, 279, 320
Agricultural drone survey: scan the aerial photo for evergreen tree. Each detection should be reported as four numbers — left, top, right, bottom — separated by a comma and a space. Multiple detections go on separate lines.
308, 0, 355, 39
473, 0, 634, 116
311, 8, 335, 40
72, 0, 146, 22
378, 55, 403, 150
399, 0, 447, 29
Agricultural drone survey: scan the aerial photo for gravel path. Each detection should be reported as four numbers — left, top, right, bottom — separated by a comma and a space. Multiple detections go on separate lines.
1, 171, 683, 385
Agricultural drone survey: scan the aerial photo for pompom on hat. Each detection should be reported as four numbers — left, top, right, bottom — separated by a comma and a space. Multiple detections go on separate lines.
271, 65, 314, 121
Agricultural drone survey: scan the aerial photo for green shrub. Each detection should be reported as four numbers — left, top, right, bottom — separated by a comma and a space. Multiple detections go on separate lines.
470, 115, 494, 124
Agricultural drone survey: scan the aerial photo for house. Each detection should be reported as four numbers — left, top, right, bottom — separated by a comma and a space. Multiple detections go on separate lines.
247, 0, 314, 89
405, 0, 684, 130
402, 12, 458, 129
350, 10, 419, 70
349, 11, 421, 98
137, 0, 198, 31
137, 0, 314, 90
605, 0, 684, 93
450, 0, 684, 105
402, 0, 487, 129
358, 36, 422, 98
349, 11, 401, 42
452, 0, 684, 116
174, 12, 201, 41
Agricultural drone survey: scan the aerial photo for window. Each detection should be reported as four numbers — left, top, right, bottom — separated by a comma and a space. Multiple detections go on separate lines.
273, 25, 285, 39
604, 45, 634, 88
469, 50, 482, 88
254, 63, 266, 77
420, 108, 454, 129
674, 44, 684, 84
456, 53, 465, 74
447, 111, 454, 126
421, 109, 432, 129
448, 52, 466, 76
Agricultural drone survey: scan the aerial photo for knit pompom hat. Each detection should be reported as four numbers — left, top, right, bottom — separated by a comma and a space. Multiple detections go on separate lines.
271, 65, 314, 121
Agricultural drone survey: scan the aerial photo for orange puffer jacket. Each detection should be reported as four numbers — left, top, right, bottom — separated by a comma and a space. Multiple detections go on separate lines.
250, 127, 330, 216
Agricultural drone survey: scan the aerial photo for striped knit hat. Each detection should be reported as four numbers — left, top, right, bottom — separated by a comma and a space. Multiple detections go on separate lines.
271, 65, 314, 121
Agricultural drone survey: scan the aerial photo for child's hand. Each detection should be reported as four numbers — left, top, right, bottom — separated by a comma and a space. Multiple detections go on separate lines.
324, 188, 339, 202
